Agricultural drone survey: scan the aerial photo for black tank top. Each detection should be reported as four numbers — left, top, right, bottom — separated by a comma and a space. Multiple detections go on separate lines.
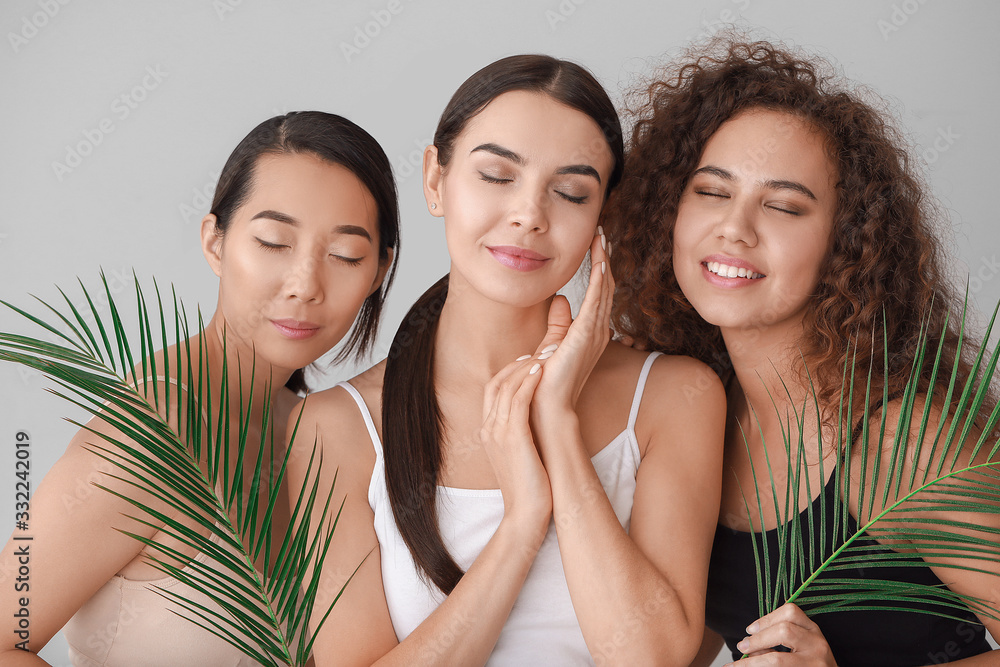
706, 468, 992, 664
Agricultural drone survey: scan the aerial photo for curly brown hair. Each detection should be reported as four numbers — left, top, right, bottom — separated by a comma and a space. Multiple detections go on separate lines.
604, 36, 983, 417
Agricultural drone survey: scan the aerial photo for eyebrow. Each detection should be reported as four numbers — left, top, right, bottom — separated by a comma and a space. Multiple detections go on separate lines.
250, 210, 373, 241
691, 166, 817, 202
471, 143, 602, 185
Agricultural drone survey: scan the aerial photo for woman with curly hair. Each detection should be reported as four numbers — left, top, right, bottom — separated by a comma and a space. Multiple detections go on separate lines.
605, 39, 1000, 665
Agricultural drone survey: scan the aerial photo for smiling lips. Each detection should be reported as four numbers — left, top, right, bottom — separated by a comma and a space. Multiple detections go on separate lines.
701, 255, 766, 287
487, 245, 551, 272
271, 318, 320, 340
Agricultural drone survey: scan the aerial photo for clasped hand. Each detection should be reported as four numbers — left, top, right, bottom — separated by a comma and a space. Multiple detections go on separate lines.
478, 228, 612, 526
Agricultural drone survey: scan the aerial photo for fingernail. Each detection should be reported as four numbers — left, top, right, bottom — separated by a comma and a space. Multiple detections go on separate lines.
601, 261, 606, 275
746, 622, 759, 634
540, 343, 558, 353
538, 350, 554, 360
736, 639, 749, 652
515, 354, 531, 361
600, 234, 606, 250
529, 363, 541, 375
597, 225, 604, 236
607, 241, 612, 256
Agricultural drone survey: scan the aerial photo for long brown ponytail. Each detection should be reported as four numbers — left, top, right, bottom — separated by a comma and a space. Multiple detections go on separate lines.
381, 55, 624, 594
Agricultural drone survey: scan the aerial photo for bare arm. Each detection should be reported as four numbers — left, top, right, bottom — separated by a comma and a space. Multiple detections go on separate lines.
534, 357, 726, 666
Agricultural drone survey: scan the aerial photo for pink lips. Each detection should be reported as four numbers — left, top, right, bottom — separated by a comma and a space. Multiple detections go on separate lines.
487, 245, 551, 272
700, 254, 766, 289
271, 318, 320, 340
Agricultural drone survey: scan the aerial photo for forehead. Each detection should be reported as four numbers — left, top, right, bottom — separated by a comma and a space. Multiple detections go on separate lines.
457, 90, 614, 175
248, 152, 378, 231
702, 109, 837, 191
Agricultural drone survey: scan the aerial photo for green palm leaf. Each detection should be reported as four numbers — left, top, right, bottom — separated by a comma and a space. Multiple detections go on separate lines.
745, 294, 1000, 644
0, 273, 351, 666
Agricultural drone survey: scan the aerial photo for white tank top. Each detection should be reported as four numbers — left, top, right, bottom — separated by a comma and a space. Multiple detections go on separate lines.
338, 351, 662, 666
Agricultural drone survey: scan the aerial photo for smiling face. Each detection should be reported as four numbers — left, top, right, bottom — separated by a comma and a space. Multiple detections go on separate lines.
424, 90, 614, 308
672, 109, 839, 337
202, 152, 389, 375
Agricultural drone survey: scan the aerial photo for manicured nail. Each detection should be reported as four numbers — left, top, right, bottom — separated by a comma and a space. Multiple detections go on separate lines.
600, 234, 606, 250
538, 350, 554, 360
540, 343, 558, 353
601, 261, 606, 275
515, 354, 531, 361
529, 363, 541, 375
746, 622, 759, 634
597, 225, 604, 236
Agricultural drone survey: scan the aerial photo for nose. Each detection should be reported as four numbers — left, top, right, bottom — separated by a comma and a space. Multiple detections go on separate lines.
715, 197, 758, 247
284, 253, 324, 304
509, 184, 549, 233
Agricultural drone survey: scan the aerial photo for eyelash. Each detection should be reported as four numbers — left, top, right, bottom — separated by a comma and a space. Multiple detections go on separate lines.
694, 191, 800, 216
256, 238, 364, 265
479, 172, 588, 205
256, 238, 287, 252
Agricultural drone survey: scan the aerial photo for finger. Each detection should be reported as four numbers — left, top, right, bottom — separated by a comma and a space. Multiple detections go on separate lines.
540, 295, 572, 351
484, 354, 536, 419
508, 362, 544, 429
738, 621, 807, 656
750, 602, 817, 634
575, 235, 606, 327
491, 359, 539, 426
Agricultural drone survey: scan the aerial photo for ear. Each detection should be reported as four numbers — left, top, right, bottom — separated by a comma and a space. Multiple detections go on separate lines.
200, 214, 224, 277
422, 145, 444, 218
368, 247, 395, 297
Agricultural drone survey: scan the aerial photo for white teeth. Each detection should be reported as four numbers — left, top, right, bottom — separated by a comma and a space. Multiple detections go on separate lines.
706, 261, 763, 280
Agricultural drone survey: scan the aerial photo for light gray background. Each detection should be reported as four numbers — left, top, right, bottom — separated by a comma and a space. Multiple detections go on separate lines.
1, 1, 998, 664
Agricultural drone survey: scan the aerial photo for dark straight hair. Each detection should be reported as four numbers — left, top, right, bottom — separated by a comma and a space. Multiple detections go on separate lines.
382, 55, 624, 594
209, 111, 400, 393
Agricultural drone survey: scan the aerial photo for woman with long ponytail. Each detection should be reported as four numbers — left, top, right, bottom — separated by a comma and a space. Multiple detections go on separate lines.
290, 55, 726, 665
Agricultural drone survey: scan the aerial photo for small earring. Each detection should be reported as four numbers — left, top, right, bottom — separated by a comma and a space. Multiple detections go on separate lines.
430, 202, 437, 210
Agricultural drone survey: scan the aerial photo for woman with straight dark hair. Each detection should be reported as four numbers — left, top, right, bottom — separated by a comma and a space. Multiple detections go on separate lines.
291, 55, 726, 665
0, 111, 399, 666
606, 39, 1000, 665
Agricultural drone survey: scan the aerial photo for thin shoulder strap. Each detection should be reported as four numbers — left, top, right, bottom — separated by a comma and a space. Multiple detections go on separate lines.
336, 381, 383, 456
628, 351, 663, 431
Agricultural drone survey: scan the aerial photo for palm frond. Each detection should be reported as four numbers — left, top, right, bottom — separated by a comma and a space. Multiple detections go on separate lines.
746, 294, 1000, 633
0, 273, 349, 666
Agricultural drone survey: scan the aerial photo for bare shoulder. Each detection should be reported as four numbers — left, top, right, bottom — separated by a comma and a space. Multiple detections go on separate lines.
288, 359, 387, 474
589, 343, 726, 456
639, 349, 726, 412
864, 392, 996, 483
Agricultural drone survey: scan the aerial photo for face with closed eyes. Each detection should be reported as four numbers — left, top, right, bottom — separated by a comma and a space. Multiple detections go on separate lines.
672, 108, 839, 337
423, 90, 614, 308
201, 152, 390, 375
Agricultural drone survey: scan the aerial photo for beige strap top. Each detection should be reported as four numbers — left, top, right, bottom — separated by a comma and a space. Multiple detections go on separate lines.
62, 376, 266, 666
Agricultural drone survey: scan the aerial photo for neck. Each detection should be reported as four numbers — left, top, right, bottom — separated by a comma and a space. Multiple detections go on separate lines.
434, 271, 552, 387
722, 316, 813, 438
